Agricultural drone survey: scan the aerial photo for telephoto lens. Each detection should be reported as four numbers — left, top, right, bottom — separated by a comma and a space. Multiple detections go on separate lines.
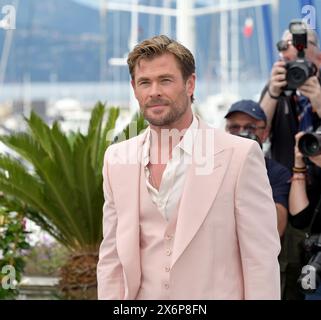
298, 129, 321, 157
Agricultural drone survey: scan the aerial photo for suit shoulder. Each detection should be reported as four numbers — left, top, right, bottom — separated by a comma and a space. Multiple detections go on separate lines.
106, 130, 146, 154
213, 128, 257, 152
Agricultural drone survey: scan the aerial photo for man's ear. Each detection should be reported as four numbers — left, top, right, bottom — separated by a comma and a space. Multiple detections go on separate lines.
186, 73, 196, 97
131, 79, 138, 99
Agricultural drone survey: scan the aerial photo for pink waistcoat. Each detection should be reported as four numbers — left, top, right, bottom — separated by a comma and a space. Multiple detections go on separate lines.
135, 165, 179, 300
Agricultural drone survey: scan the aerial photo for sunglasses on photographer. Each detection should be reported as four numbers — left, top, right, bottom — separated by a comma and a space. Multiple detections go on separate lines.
276, 39, 317, 52
227, 124, 266, 135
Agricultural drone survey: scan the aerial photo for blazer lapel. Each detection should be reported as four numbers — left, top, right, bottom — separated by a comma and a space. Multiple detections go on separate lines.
111, 130, 148, 298
171, 123, 233, 268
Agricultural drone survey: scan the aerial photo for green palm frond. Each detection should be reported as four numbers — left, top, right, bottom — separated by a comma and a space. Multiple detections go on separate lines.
0, 103, 121, 252
97, 106, 120, 175
0, 155, 77, 247
26, 112, 54, 159
87, 102, 105, 171
0, 132, 47, 168
50, 122, 75, 189
73, 134, 101, 246
114, 111, 148, 143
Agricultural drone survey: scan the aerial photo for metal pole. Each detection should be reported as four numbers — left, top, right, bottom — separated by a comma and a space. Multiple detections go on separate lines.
129, 0, 139, 113
271, 0, 279, 61
256, 5, 269, 78
100, 0, 108, 82
176, 0, 195, 55
220, 0, 229, 95
161, 0, 172, 37
230, 0, 239, 97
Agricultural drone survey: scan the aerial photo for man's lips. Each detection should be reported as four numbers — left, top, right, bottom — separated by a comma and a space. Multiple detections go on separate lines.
149, 104, 165, 108
147, 102, 169, 108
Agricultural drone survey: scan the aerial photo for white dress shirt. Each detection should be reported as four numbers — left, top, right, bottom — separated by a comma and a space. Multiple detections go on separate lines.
142, 115, 198, 221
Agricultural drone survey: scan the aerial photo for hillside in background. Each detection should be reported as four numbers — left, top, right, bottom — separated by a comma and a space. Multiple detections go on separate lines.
0, 0, 131, 82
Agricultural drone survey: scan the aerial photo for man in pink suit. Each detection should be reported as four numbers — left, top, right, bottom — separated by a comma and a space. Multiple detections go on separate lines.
97, 35, 281, 300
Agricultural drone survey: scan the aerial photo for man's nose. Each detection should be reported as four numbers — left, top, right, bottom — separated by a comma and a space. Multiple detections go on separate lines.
149, 82, 162, 97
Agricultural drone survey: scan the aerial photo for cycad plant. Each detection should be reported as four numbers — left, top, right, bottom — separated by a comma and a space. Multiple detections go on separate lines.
0, 103, 125, 299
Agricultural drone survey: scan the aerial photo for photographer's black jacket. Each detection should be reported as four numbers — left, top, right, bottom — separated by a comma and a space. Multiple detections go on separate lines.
289, 164, 321, 234
261, 80, 321, 234
260, 79, 321, 171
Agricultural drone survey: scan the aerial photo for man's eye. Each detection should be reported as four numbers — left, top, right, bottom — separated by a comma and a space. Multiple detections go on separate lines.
161, 79, 171, 83
246, 125, 257, 131
138, 81, 149, 86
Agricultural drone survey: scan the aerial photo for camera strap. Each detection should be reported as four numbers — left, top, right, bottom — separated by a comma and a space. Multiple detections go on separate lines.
306, 195, 321, 237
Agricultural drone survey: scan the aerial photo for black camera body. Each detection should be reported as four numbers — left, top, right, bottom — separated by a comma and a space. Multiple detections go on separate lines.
297, 233, 321, 294
298, 126, 321, 157
283, 20, 317, 92
285, 59, 317, 91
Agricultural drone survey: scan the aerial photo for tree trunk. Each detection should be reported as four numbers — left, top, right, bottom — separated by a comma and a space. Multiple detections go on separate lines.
59, 252, 98, 300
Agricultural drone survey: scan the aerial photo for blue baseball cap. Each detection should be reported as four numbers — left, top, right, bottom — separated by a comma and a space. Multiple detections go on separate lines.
224, 100, 267, 122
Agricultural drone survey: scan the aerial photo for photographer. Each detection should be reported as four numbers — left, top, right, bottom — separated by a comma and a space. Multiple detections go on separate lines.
225, 100, 291, 237
289, 132, 321, 300
260, 21, 321, 171
260, 22, 321, 300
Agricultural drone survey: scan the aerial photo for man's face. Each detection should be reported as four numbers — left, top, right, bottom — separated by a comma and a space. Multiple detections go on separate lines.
225, 112, 267, 144
280, 32, 319, 64
131, 53, 195, 127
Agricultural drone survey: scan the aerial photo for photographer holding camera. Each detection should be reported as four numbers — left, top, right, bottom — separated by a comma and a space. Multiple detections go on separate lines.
289, 132, 321, 300
225, 100, 291, 298
260, 20, 321, 300
224, 100, 291, 238
260, 20, 321, 171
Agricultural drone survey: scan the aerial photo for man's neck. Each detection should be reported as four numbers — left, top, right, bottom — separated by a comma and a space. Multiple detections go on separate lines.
149, 110, 193, 164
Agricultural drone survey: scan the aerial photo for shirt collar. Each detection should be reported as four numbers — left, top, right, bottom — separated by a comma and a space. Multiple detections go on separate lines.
142, 114, 198, 166
142, 127, 151, 167
177, 114, 198, 156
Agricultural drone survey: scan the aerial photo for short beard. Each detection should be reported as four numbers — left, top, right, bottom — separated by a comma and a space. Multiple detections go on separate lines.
143, 94, 189, 127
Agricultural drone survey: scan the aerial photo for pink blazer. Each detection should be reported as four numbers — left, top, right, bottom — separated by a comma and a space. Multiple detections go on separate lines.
97, 119, 281, 300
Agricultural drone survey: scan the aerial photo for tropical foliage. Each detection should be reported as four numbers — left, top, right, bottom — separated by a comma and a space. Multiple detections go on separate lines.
0, 102, 119, 251
0, 103, 119, 298
24, 240, 69, 277
0, 103, 147, 299
0, 199, 30, 300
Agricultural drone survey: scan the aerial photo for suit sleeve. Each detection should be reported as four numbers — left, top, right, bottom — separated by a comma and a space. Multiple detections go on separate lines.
97, 147, 125, 300
235, 141, 281, 300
